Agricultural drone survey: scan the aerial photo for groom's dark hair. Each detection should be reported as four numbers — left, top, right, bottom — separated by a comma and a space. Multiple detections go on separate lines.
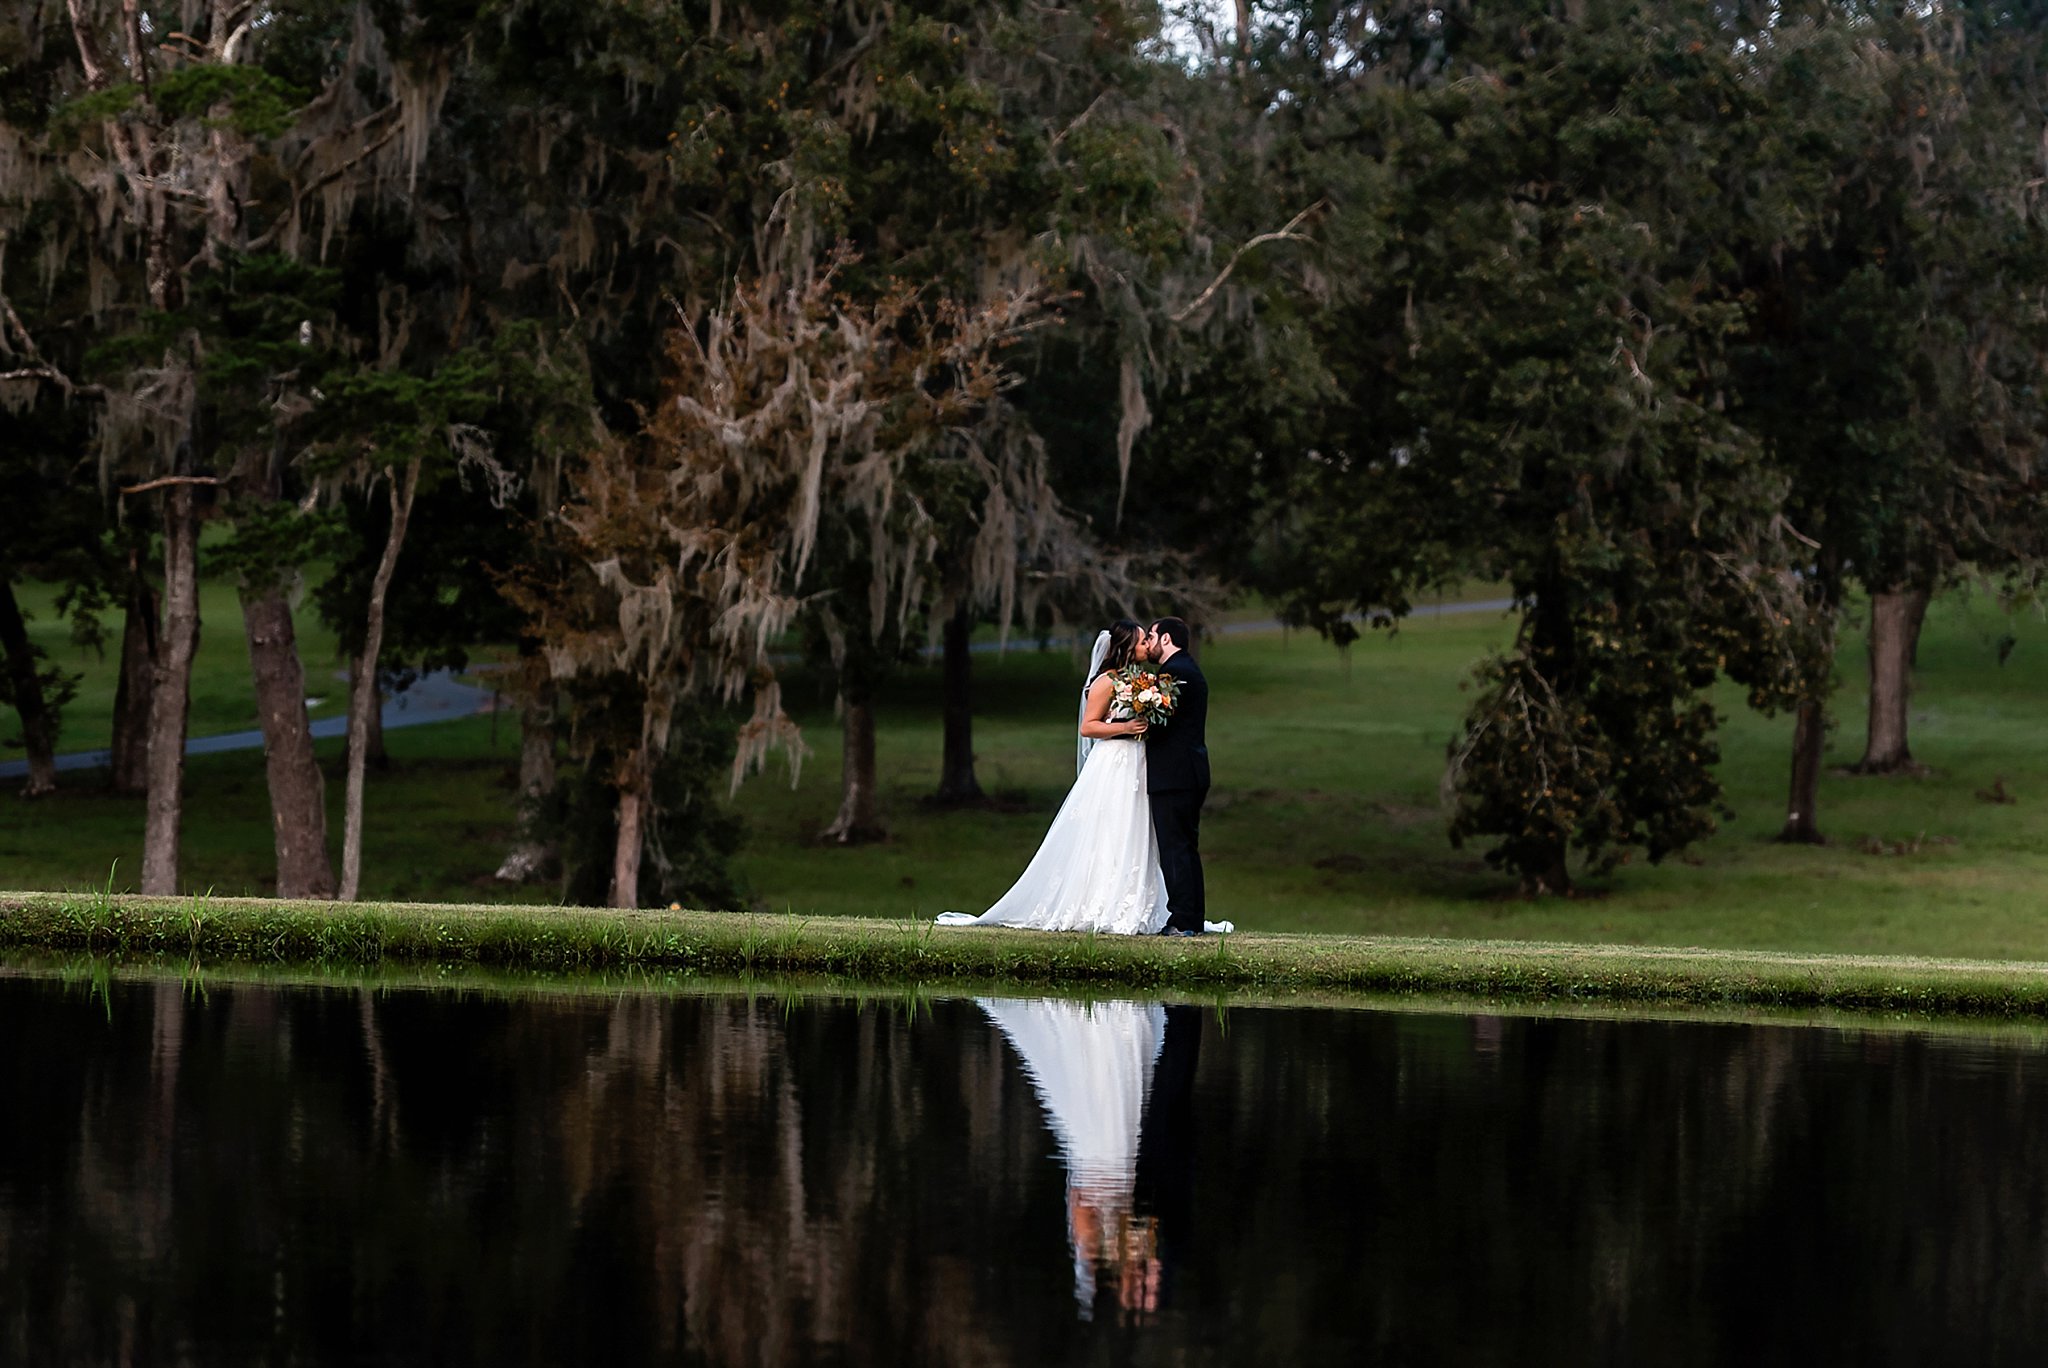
1151, 616, 1192, 653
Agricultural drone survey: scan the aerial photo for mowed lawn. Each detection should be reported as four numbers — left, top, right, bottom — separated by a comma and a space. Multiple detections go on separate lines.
9, 576, 356, 753
6, 577, 2048, 959
734, 593, 2048, 958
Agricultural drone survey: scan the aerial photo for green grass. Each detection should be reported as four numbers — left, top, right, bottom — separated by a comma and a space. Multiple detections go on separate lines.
12, 574, 354, 752
21, 944, 2048, 1045
6, 581, 2048, 959
10, 891, 2048, 1018
0, 712, 545, 904
729, 587, 2048, 959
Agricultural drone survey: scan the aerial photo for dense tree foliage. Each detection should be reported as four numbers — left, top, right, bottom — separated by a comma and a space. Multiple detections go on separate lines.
1222, 0, 2048, 888
5, 0, 2045, 901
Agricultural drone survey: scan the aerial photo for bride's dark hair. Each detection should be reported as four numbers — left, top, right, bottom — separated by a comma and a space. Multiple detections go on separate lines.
1101, 619, 1142, 675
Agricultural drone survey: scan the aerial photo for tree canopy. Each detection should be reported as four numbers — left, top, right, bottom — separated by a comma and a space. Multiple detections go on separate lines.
5, 0, 2045, 902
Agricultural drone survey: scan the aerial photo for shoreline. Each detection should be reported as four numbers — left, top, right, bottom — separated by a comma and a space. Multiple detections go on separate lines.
8, 891, 2048, 1019
11, 948, 2048, 1044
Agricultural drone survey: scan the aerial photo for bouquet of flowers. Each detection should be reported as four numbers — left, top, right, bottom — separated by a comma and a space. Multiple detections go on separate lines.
1111, 664, 1180, 729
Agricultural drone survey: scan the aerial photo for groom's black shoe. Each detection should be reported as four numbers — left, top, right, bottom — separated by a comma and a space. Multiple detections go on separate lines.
1160, 926, 1204, 938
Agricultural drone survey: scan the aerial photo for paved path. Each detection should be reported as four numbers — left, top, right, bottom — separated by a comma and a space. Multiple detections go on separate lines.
0, 670, 495, 780
1, 598, 1516, 780
962, 597, 1515, 655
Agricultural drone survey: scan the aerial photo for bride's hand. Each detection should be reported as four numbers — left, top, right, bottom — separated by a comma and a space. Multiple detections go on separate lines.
1123, 719, 1149, 737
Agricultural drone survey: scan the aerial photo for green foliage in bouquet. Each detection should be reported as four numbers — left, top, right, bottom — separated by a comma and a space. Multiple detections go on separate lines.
1112, 663, 1180, 729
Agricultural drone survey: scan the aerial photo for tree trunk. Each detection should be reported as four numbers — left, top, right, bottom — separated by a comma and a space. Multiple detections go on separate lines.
1852, 587, 1930, 775
822, 683, 885, 844
346, 659, 385, 774
609, 762, 646, 909
1777, 695, 1828, 844
495, 693, 558, 883
240, 582, 333, 898
141, 486, 201, 894
339, 460, 420, 903
366, 670, 388, 769
1523, 850, 1573, 899
935, 604, 983, 804
0, 578, 59, 797
109, 568, 158, 794
1518, 576, 1574, 895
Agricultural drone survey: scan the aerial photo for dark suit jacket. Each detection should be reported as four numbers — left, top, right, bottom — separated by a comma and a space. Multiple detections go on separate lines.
1145, 649, 1209, 793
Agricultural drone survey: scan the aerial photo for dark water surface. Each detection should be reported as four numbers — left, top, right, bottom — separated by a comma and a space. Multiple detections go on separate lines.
5, 971, 2048, 1366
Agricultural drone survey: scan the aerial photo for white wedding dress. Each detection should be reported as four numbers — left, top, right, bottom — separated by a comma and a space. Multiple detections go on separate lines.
939, 733, 1172, 933
935, 633, 1231, 935
975, 997, 1166, 1313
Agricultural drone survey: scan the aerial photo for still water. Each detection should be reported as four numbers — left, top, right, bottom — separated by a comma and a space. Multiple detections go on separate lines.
4, 970, 2048, 1366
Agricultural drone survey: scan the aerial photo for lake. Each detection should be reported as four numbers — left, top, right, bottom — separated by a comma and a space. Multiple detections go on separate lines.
4, 968, 2047, 1365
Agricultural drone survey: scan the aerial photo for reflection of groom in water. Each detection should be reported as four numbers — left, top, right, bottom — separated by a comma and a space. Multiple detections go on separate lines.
976, 997, 1204, 1321
1133, 1003, 1201, 1310
1144, 619, 1210, 936
1059, 1003, 1203, 1320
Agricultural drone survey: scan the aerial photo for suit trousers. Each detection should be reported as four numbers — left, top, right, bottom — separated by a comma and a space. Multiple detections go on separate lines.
1149, 786, 1208, 932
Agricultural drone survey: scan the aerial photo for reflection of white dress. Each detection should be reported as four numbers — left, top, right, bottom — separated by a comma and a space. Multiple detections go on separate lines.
977, 997, 1166, 1311
938, 737, 1171, 934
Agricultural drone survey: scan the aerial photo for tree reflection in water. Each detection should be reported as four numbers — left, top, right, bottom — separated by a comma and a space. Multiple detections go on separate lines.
6, 971, 2048, 1365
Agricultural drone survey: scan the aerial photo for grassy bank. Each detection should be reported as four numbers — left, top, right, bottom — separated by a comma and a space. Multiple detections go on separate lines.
10, 586, 2048, 958
16, 948, 2048, 1045
10, 891, 2048, 1018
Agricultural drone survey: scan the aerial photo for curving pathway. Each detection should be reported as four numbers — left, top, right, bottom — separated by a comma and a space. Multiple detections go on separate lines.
0, 598, 1514, 781
955, 596, 1515, 657
0, 670, 495, 781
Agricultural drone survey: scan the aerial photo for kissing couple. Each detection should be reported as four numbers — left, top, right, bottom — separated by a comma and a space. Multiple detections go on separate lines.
939, 616, 1231, 936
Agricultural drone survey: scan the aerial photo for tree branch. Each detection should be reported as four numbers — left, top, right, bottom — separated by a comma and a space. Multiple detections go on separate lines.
120, 475, 226, 495
0, 296, 100, 398
1049, 92, 1113, 149
64, 0, 114, 89
2, 293, 43, 355
246, 116, 403, 251
215, 0, 258, 59
1168, 200, 1326, 324
121, 0, 151, 96
0, 366, 104, 398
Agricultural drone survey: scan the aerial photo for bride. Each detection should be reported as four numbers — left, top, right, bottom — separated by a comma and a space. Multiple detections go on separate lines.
972, 995, 1168, 1316
937, 621, 1230, 935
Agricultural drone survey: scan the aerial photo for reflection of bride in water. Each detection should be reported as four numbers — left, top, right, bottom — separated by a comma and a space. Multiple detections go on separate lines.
977, 997, 1198, 1318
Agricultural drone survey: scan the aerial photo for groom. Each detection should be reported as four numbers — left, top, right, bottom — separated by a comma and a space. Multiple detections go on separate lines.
1143, 618, 1210, 936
